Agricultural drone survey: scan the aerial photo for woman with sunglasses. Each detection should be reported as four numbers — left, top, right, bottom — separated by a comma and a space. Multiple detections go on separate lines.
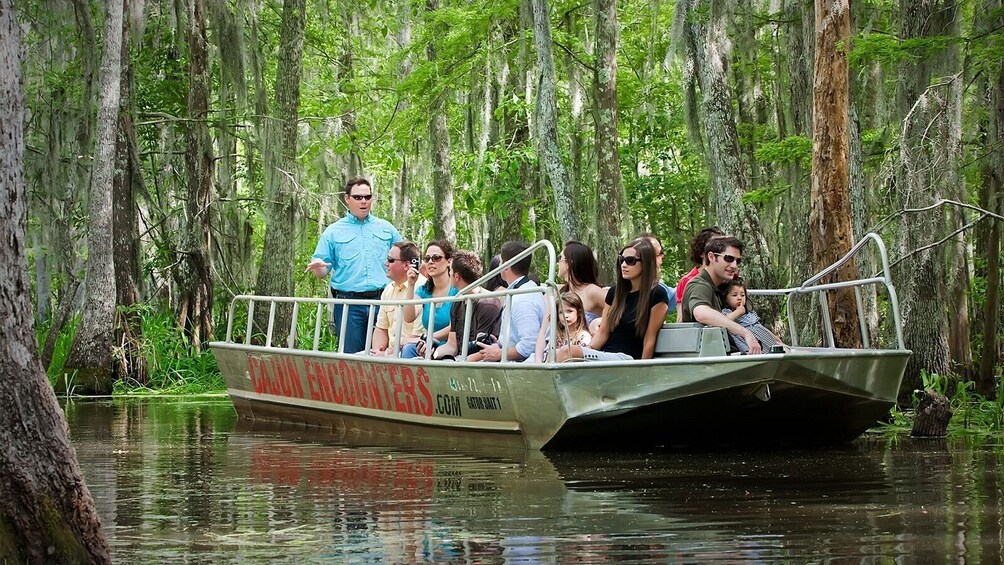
401, 240, 457, 358
557, 238, 670, 361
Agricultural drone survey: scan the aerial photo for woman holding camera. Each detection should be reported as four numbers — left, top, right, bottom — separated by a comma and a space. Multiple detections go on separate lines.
401, 240, 457, 359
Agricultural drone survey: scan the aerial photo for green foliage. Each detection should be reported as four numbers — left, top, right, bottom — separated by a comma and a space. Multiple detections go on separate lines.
850, 34, 961, 66
742, 182, 791, 206
879, 371, 1004, 437
38, 307, 223, 395
754, 136, 812, 168
38, 314, 80, 389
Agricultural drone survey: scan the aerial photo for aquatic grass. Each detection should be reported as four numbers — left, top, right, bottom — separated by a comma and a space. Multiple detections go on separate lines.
37, 313, 81, 389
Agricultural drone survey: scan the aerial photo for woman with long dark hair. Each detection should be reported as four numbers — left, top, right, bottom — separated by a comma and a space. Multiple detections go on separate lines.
401, 239, 457, 358
557, 241, 608, 328
558, 238, 669, 361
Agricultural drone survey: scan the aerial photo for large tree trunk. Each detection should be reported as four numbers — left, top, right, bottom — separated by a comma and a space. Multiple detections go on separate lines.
63, 0, 125, 395
593, 0, 628, 281
810, 0, 862, 348
177, 0, 215, 351
487, 16, 527, 251
975, 0, 1003, 398
426, 0, 457, 241
393, 0, 413, 233
895, 0, 960, 397
681, 0, 773, 289
530, 0, 578, 243
113, 0, 148, 384
0, 5, 111, 560
564, 11, 586, 237
253, 0, 306, 345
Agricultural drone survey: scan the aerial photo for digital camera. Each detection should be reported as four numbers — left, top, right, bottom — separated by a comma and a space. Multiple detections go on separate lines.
466, 332, 493, 352
410, 257, 421, 271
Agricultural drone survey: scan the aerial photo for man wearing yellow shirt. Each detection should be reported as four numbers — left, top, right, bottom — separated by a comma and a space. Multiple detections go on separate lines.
370, 241, 425, 355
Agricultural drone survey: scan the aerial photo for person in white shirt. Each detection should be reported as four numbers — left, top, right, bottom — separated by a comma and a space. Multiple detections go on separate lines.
467, 241, 545, 362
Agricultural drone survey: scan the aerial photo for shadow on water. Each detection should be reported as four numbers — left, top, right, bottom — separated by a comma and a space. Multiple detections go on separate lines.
64, 398, 1004, 563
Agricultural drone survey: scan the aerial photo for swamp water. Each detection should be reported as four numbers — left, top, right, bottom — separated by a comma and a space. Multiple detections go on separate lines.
66, 398, 1004, 563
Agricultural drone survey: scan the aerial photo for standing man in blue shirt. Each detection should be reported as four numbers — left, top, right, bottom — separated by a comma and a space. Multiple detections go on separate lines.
305, 177, 402, 353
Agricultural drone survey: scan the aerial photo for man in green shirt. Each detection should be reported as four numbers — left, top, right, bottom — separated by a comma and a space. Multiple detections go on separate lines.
680, 236, 762, 354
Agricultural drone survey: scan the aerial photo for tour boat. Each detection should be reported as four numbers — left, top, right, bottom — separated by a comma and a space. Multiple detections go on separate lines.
209, 235, 910, 450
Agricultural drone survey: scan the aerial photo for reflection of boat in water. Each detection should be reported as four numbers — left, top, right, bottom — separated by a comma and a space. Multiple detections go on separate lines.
210, 235, 909, 449
232, 425, 897, 561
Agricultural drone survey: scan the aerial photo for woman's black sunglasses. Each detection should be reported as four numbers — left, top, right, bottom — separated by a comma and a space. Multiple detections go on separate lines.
617, 255, 642, 266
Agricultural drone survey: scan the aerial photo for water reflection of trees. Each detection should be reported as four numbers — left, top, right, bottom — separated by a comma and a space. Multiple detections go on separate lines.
66, 401, 1004, 562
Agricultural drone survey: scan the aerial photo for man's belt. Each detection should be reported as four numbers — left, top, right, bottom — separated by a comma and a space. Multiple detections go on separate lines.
334, 289, 382, 299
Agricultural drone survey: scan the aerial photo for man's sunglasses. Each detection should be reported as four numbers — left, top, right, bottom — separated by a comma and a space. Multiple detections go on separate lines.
424, 254, 445, 263
713, 252, 742, 265
617, 255, 642, 266
349, 194, 373, 201
386, 256, 405, 263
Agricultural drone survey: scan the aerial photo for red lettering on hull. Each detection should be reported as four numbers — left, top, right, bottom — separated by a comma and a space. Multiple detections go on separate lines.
246, 355, 443, 418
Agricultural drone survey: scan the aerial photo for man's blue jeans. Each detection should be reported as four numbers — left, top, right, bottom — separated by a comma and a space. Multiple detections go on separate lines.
330, 292, 378, 354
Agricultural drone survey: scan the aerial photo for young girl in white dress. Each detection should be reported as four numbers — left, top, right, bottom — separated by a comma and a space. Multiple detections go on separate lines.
536, 292, 592, 361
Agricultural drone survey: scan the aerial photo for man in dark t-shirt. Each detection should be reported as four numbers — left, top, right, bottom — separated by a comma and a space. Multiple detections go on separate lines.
432, 251, 502, 360
680, 236, 762, 354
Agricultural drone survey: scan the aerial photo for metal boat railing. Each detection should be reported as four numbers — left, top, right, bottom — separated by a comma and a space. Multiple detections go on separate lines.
222, 234, 905, 359
748, 232, 905, 350
222, 240, 560, 363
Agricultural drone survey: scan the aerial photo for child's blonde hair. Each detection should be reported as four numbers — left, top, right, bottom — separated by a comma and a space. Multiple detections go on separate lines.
558, 292, 588, 336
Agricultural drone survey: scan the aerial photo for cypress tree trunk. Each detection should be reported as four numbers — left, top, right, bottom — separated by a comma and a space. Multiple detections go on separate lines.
530, 0, 578, 243
64, 0, 125, 394
253, 0, 306, 345
975, 0, 1003, 398
0, 5, 111, 560
177, 0, 215, 351
113, 0, 148, 383
680, 0, 773, 289
426, 0, 457, 241
593, 0, 628, 281
810, 0, 862, 348
564, 12, 586, 234
895, 0, 960, 395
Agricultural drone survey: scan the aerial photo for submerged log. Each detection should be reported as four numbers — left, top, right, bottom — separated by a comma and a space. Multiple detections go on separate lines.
911, 390, 952, 437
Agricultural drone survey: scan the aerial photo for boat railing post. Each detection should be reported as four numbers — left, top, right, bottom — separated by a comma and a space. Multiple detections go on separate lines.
500, 292, 513, 362
245, 299, 255, 346
313, 302, 323, 351
785, 291, 800, 347
226, 298, 238, 343
854, 287, 870, 348
337, 302, 349, 353
818, 290, 835, 348
425, 299, 437, 360
364, 302, 376, 354
460, 294, 475, 359
288, 301, 300, 349
869, 233, 906, 350
265, 301, 277, 347
547, 284, 557, 363
391, 303, 404, 356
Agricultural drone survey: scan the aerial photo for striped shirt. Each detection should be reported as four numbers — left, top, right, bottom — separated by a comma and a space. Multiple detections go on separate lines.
721, 308, 778, 353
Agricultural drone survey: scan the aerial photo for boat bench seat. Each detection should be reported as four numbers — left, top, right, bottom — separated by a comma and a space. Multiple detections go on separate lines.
654, 323, 729, 357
